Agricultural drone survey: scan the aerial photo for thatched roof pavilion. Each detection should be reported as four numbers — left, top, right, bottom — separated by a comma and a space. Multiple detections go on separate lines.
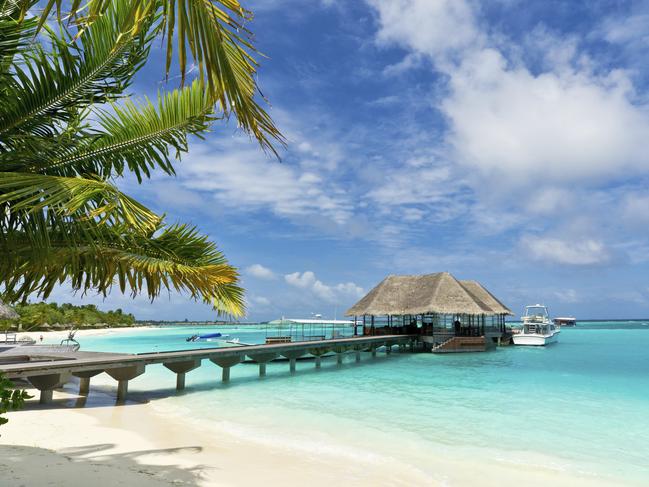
346, 272, 512, 317
458, 280, 513, 316
0, 300, 19, 320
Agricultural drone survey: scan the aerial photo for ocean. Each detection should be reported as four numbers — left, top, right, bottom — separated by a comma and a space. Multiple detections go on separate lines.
72, 322, 649, 485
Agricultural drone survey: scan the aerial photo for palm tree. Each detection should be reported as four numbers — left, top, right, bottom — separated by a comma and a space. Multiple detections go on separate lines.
0, 0, 283, 316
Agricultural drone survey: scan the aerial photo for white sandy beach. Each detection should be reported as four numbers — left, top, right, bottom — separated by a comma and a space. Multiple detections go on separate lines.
1, 388, 632, 486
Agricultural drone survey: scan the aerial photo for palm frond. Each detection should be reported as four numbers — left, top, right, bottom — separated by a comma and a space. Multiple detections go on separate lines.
38, 0, 285, 153
0, 172, 161, 233
0, 0, 155, 142
32, 79, 215, 180
1, 223, 245, 316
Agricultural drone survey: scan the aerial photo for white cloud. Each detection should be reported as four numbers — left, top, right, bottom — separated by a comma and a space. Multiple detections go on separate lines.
180, 139, 352, 225
553, 289, 579, 303
284, 271, 364, 303
522, 237, 610, 266
367, 0, 649, 193
250, 296, 271, 306
245, 264, 276, 280
285, 271, 317, 289
369, 0, 481, 61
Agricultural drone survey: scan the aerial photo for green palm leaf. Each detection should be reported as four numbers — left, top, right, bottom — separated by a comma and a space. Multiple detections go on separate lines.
0, 172, 161, 232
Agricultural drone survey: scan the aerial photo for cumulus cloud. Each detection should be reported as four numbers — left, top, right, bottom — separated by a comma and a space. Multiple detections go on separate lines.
180, 139, 352, 225
245, 264, 276, 280
367, 0, 649, 190
522, 237, 610, 266
553, 289, 579, 303
250, 296, 271, 306
284, 271, 364, 303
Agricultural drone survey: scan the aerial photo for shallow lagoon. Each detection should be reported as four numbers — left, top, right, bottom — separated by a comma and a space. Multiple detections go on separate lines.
76, 323, 649, 484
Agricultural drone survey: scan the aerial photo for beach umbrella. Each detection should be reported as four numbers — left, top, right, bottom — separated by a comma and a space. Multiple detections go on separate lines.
0, 300, 19, 320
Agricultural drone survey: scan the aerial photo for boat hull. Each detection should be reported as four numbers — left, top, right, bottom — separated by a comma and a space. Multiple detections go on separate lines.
512, 332, 559, 346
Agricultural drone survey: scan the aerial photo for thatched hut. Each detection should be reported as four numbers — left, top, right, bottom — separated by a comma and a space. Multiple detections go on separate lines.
0, 300, 19, 320
346, 272, 512, 341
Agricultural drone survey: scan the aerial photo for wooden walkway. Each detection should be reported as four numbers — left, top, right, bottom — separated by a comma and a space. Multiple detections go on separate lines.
0, 335, 416, 404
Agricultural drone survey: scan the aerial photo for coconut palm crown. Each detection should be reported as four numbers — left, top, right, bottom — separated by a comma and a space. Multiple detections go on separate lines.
0, 0, 283, 316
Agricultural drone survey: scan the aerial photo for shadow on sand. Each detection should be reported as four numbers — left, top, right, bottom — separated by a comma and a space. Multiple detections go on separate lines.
0, 443, 205, 486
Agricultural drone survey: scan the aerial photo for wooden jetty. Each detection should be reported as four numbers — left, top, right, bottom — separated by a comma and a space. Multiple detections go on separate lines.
0, 335, 415, 404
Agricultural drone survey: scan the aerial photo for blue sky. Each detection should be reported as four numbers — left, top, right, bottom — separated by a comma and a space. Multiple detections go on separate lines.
49, 0, 649, 320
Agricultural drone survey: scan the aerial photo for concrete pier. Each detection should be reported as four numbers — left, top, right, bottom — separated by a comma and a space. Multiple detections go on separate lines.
0, 335, 416, 404
72, 369, 103, 395
163, 359, 202, 390
210, 356, 242, 382
248, 352, 278, 377
27, 373, 71, 404
106, 364, 145, 401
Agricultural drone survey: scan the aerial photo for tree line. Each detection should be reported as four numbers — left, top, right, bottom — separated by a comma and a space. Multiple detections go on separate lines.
3, 302, 135, 329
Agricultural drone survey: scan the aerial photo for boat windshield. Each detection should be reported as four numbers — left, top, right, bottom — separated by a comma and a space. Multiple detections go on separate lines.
524, 306, 548, 322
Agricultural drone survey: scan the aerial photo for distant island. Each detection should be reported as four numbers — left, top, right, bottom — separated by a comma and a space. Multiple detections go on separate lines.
2, 302, 136, 331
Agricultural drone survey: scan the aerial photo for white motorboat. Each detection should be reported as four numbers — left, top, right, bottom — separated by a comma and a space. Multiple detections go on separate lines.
512, 305, 560, 346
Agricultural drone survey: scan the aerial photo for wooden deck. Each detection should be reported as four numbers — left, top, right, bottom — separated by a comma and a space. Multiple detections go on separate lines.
0, 334, 416, 404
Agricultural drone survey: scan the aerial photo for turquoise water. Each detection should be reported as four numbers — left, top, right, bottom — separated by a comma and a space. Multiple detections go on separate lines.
75, 323, 649, 484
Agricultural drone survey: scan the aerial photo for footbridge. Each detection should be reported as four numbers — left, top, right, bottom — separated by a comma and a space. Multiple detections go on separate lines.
0, 335, 416, 404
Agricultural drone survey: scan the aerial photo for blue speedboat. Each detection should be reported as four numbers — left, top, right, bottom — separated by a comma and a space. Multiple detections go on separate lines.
186, 332, 228, 342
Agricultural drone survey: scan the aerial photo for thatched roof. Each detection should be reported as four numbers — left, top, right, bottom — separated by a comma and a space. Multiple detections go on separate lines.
458, 280, 514, 316
0, 300, 19, 320
346, 272, 511, 316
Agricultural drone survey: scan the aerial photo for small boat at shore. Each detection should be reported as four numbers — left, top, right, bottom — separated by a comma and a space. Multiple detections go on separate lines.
513, 305, 559, 346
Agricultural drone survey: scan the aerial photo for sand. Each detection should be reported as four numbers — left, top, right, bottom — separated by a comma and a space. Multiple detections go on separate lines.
0, 384, 634, 487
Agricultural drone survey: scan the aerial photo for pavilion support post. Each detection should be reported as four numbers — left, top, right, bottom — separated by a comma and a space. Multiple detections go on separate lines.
337, 353, 343, 365
355, 351, 361, 362
386, 344, 392, 354
315, 356, 322, 368
259, 363, 267, 376
289, 358, 297, 374
371, 347, 377, 358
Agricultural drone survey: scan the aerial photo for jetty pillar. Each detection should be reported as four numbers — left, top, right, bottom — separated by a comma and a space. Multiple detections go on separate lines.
210, 356, 242, 383
247, 352, 278, 378
386, 344, 392, 354
28, 373, 71, 404
106, 363, 146, 401
281, 350, 306, 374
308, 347, 329, 370
163, 359, 202, 391
371, 347, 377, 358
72, 370, 103, 396
355, 351, 361, 363
336, 353, 343, 365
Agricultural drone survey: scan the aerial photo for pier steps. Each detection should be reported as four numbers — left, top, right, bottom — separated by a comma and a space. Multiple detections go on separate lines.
431, 336, 486, 353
